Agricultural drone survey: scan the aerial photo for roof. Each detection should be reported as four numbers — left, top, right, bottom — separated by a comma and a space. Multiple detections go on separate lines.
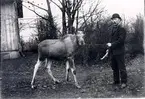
1, 0, 23, 18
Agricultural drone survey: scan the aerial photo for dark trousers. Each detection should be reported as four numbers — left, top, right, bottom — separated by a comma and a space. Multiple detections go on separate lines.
111, 54, 127, 84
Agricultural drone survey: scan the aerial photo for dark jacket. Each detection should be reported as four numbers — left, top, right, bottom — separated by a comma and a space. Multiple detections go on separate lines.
110, 25, 126, 55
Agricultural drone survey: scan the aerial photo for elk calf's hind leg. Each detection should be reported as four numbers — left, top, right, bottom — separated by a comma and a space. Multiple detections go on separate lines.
31, 59, 42, 88
47, 60, 60, 84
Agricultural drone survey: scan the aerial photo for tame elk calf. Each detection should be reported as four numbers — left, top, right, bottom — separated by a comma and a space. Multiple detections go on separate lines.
31, 31, 85, 89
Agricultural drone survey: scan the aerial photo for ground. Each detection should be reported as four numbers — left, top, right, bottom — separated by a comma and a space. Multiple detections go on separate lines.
1, 53, 145, 99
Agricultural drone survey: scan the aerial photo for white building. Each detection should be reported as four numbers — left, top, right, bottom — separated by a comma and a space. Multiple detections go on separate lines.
1, 0, 23, 59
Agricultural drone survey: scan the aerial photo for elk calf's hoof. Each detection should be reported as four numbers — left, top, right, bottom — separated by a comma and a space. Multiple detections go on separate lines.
54, 79, 60, 84
31, 85, 37, 89
75, 84, 81, 89
31, 85, 34, 89
66, 77, 69, 82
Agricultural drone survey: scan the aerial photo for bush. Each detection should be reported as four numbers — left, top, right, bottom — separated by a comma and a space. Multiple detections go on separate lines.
75, 17, 112, 64
126, 14, 144, 55
36, 15, 57, 42
77, 14, 144, 64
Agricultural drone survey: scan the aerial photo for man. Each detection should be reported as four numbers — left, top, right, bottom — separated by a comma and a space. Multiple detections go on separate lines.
106, 13, 127, 89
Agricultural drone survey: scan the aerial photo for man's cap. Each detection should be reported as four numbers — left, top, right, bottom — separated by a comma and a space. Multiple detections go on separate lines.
111, 13, 122, 20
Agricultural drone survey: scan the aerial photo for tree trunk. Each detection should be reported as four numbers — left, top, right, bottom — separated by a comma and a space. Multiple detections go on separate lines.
68, 16, 73, 34
46, 0, 52, 16
76, 9, 79, 33
62, 10, 67, 35
62, 0, 67, 35
46, 0, 57, 39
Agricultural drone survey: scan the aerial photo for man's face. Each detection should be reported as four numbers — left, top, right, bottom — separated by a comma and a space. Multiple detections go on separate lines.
112, 18, 121, 25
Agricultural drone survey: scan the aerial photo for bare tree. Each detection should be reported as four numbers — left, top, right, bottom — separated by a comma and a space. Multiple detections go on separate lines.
22, 0, 104, 36
50, 0, 83, 35
51, 0, 105, 35
22, 0, 57, 39
78, 0, 105, 29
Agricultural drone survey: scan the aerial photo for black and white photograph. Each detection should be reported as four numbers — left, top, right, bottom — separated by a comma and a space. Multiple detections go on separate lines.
0, 0, 144, 98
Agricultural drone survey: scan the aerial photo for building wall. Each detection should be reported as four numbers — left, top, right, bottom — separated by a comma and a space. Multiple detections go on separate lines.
1, 2, 20, 59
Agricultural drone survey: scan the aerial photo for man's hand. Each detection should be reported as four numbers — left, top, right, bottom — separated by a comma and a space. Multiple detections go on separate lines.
106, 43, 112, 48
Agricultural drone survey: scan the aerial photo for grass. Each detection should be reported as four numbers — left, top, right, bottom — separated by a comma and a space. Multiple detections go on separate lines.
1, 52, 145, 98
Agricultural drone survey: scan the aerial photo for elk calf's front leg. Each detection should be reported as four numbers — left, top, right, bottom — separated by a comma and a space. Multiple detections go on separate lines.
65, 61, 70, 81
70, 58, 81, 88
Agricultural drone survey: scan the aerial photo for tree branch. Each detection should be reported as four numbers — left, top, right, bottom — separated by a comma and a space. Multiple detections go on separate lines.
22, 4, 48, 20
72, 0, 76, 11
50, 0, 63, 11
79, 0, 104, 28
74, 0, 83, 11
23, 0, 48, 13
58, 0, 63, 6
